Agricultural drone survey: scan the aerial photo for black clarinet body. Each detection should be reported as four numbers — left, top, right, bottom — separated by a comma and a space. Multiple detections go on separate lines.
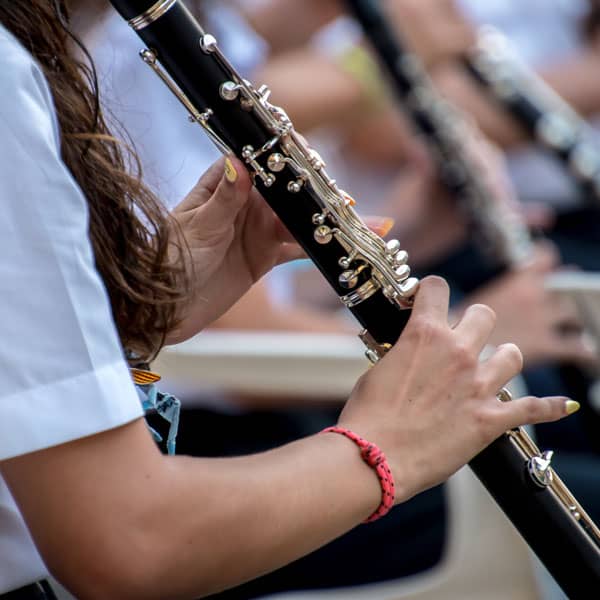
345, 0, 600, 596
466, 26, 600, 206
109, 0, 600, 596
110, 0, 417, 353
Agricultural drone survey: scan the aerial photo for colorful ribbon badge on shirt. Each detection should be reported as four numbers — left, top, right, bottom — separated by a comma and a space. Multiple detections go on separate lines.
131, 368, 181, 456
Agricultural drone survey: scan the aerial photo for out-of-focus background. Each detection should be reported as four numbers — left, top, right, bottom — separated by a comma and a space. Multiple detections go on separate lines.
60, 1, 600, 598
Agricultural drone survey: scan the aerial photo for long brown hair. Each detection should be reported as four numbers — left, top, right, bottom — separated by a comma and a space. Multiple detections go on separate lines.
0, 1, 189, 361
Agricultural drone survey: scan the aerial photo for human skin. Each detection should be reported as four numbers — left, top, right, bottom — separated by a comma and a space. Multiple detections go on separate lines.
1, 159, 574, 600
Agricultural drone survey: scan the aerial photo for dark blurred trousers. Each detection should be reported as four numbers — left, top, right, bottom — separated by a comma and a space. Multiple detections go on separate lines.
0, 582, 57, 600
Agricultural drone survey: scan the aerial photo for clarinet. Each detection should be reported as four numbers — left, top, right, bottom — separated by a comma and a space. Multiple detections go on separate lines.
344, 2, 533, 278
466, 25, 600, 205
108, 1, 600, 596
345, 0, 600, 595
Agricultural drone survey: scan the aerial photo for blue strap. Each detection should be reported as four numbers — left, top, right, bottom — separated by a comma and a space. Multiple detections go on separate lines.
136, 382, 181, 455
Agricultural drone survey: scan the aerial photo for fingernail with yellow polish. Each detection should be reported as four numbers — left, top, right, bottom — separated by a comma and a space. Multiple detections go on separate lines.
565, 400, 580, 415
224, 157, 238, 183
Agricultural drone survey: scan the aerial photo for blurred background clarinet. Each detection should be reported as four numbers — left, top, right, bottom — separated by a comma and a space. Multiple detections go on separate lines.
465, 24, 600, 207
104, 0, 600, 597
345, 1, 535, 282
344, 0, 600, 596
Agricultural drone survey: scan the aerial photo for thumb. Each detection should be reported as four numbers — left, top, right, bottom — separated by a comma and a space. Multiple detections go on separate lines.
189, 157, 253, 236
176, 156, 251, 213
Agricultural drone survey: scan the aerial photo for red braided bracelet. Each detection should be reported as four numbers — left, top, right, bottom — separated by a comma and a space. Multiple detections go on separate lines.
320, 426, 395, 523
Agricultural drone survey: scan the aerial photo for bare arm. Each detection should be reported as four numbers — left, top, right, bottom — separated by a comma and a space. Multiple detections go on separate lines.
1, 419, 379, 600
239, 0, 474, 65
0, 278, 573, 600
254, 47, 369, 133
243, 0, 476, 134
255, 50, 425, 161
236, 0, 342, 54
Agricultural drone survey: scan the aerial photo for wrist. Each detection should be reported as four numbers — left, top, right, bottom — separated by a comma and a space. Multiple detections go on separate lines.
320, 426, 395, 522
313, 430, 381, 521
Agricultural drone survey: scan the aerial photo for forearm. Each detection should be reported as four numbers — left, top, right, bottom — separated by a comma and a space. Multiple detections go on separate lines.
238, 0, 342, 54
3, 277, 575, 600
256, 49, 368, 132
2, 420, 379, 600
158, 434, 379, 598
432, 65, 530, 149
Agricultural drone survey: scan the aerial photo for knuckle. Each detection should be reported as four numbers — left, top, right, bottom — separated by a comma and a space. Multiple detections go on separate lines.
521, 397, 545, 423
451, 342, 477, 370
409, 316, 443, 343
470, 375, 489, 398
472, 406, 497, 442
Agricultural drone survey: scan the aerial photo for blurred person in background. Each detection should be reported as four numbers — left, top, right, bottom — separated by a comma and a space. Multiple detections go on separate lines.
247, 6, 600, 598
76, 4, 451, 596
428, 0, 600, 474
76, 1, 598, 598
432, 0, 600, 266
1, 2, 580, 599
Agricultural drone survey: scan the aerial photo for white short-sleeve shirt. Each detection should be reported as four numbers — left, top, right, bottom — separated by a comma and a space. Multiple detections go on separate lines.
0, 26, 143, 593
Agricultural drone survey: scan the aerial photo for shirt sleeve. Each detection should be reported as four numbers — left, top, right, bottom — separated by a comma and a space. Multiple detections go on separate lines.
0, 29, 143, 461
